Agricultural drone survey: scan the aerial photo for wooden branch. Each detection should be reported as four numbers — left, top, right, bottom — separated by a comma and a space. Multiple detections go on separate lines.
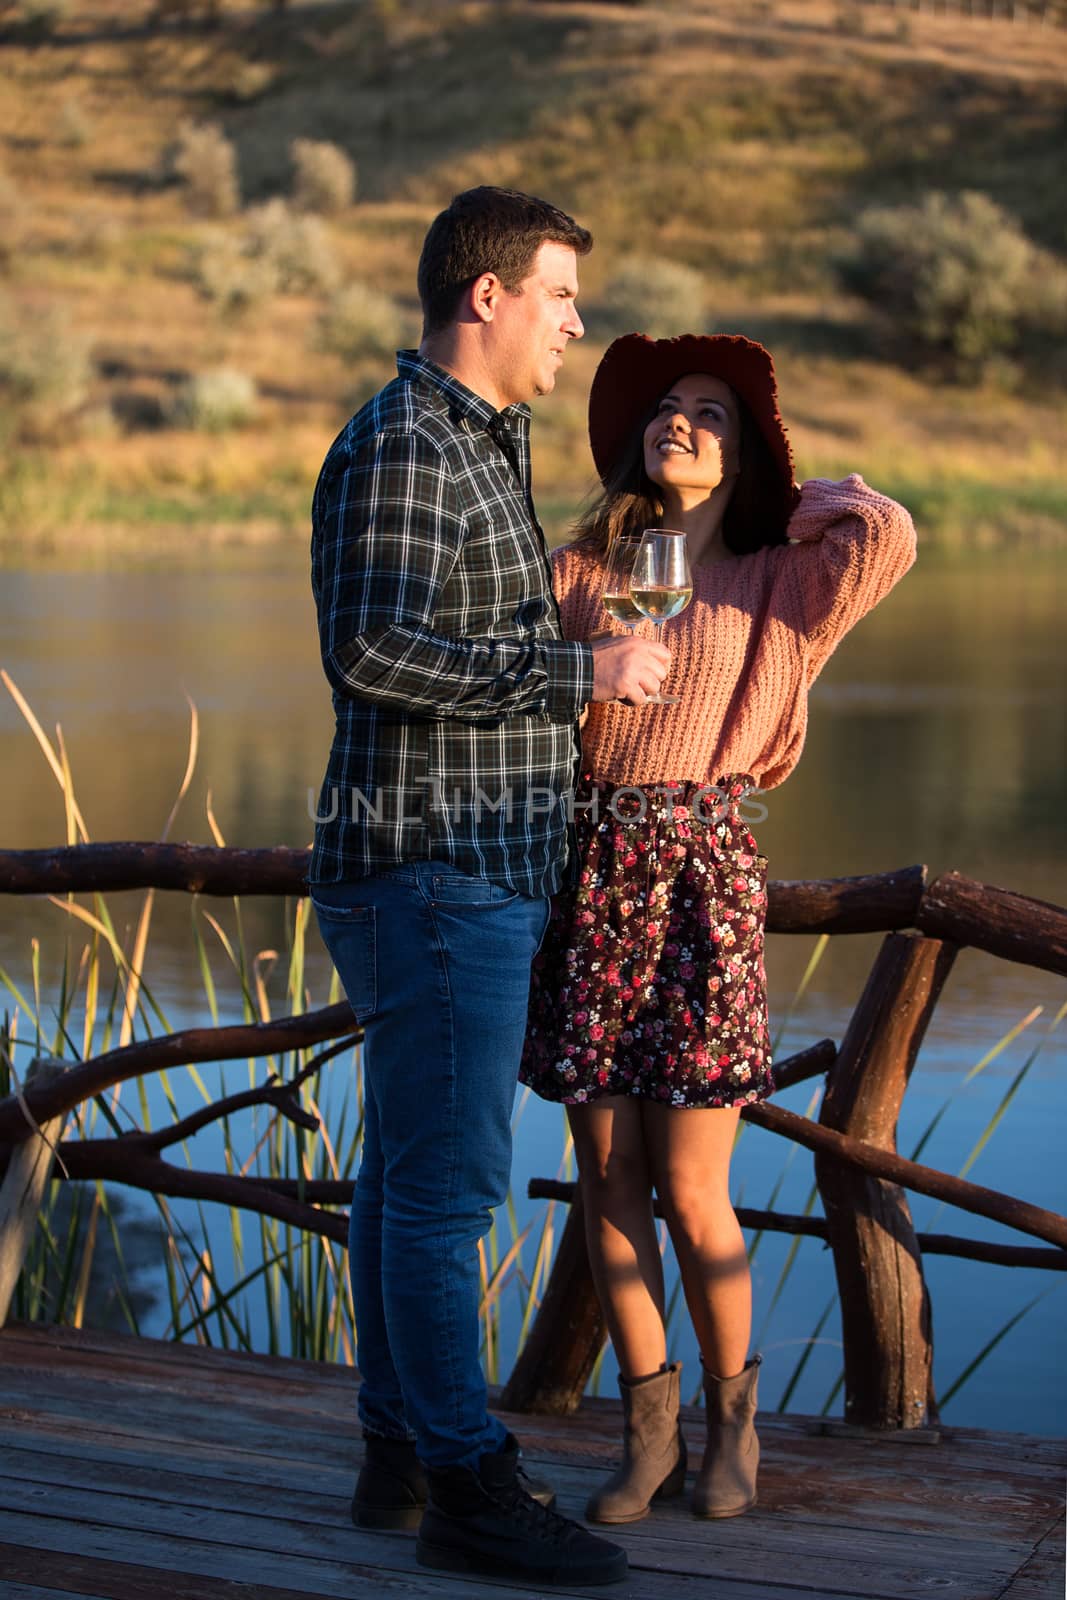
525, 1181, 1067, 1271
772, 1037, 836, 1092
138, 1041, 354, 1153
0, 842, 309, 897
744, 1100, 1067, 1250
52, 1143, 348, 1245
0, 1059, 70, 1327
815, 930, 957, 1428
0, 845, 932, 936
500, 1189, 606, 1415
0, 1004, 359, 1148
764, 863, 926, 934
917, 871, 1067, 978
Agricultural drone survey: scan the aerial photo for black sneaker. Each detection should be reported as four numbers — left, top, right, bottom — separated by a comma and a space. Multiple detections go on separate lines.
416, 1432, 628, 1586
352, 1431, 558, 1531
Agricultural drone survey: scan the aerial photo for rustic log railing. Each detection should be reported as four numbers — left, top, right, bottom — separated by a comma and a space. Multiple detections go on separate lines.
1, 845, 1064, 1432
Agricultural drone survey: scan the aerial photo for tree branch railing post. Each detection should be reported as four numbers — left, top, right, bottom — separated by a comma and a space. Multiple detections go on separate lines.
1, 845, 1065, 1431
814, 930, 959, 1432
0, 1058, 71, 1328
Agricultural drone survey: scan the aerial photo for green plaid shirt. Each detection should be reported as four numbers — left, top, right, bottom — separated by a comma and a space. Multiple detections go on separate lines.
309, 351, 593, 897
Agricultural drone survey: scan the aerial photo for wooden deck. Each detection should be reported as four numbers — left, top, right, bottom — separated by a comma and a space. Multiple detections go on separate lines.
0, 1324, 1063, 1600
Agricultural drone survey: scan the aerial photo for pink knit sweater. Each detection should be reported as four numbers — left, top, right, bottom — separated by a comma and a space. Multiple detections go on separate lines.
554, 475, 917, 791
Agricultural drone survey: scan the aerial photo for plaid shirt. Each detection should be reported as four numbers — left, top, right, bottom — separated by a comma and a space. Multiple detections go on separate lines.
309, 351, 593, 897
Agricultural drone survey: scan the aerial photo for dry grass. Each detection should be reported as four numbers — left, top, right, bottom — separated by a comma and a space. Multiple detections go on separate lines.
0, 0, 1064, 563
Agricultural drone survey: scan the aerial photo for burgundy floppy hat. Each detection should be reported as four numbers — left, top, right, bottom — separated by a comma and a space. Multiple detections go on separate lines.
588, 333, 798, 522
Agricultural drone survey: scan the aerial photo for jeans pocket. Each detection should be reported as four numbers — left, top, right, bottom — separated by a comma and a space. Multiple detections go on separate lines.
311, 899, 377, 1017
428, 871, 520, 909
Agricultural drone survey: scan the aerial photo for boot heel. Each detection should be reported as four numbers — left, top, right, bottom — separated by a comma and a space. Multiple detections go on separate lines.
653, 1449, 688, 1502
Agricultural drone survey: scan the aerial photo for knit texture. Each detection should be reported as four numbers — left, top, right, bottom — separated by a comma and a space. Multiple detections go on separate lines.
553, 475, 917, 791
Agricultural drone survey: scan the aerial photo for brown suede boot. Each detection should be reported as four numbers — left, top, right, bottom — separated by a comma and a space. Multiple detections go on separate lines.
691, 1355, 760, 1519
585, 1363, 688, 1525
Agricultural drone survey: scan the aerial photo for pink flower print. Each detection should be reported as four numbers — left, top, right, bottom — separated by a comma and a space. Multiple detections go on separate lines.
664, 942, 679, 958
623, 852, 637, 868
589, 1023, 605, 1041
738, 853, 754, 869
678, 961, 696, 980
717, 1052, 732, 1067
706, 1065, 723, 1081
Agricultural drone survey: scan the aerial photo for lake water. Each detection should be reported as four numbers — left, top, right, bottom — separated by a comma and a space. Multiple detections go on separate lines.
1, 553, 1064, 1435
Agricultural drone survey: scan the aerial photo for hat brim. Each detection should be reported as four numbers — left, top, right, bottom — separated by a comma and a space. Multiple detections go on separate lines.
588, 333, 797, 524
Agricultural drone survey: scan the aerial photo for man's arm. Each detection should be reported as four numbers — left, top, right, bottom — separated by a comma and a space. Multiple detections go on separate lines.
313, 429, 592, 724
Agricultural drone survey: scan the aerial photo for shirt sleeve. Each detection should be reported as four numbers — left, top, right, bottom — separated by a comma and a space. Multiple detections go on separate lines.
313, 428, 592, 724
783, 474, 917, 682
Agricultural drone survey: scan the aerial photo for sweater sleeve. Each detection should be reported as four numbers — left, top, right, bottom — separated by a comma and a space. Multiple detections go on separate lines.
783, 474, 917, 681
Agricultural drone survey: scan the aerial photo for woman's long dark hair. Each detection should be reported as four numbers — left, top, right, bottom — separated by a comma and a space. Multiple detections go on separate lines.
573, 390, 791, 558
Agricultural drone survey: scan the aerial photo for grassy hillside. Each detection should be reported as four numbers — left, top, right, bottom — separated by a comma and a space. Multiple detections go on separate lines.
1, 0, 1065, 565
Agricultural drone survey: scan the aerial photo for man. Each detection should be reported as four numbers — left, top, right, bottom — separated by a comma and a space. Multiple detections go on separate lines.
309, 186, 669, 1586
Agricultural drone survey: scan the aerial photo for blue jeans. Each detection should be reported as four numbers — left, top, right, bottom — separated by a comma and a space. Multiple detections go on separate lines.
311, 861, 550, 1470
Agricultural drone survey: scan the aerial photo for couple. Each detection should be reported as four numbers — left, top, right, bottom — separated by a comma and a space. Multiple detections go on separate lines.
309, 185, 917, 1587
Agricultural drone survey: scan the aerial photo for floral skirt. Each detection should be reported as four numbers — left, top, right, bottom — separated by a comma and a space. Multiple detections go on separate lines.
519, 774, 775, 1110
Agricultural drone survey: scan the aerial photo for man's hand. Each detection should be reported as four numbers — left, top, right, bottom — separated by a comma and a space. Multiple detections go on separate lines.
589, 636, 671, 706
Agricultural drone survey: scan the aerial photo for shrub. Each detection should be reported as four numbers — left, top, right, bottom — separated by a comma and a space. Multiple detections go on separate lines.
193, 204, 339, 312
244, 199, 340, 293
0, 297, 91, 438
173, 121, 240, 218
10, 0, 70, 37
170, 368, 258, 432
192, 229, 277, 314
0, 171, 22, 272
317, 282, 405, 364
291, 138, 356, 215
56, 98, 91, 148
596, 256, 707, 339
837, 191, 1067, 375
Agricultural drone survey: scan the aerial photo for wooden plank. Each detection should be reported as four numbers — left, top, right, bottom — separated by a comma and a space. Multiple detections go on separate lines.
5, 1587, 113, 1600
998, 1516, 1067, 1598
0, 1320, 357, 1387
6, 1323, 1066, 1470
3, 1377, 1063, 1540
5, 1364, 1063, 1534
0, 1444, 1032, 1599
0, 1521, 879, 1600
0, 1333, 358, 1417
5, 1330, 1064, 1485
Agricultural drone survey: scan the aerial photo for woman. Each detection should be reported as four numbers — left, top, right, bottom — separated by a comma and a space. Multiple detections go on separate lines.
520, 333, 917, 1524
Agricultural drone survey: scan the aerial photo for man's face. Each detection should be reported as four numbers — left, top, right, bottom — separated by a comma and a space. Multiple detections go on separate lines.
488, 240, 584, 408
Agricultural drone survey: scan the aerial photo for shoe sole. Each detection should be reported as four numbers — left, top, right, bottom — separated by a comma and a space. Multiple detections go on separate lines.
691, 1494, 758, 1519
416, 1539, 628, 1586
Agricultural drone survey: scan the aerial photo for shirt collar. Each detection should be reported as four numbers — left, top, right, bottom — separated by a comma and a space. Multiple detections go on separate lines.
396, 350, 531, 442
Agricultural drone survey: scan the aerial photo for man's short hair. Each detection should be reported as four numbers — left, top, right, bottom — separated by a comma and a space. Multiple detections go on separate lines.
417, 186, 592, 336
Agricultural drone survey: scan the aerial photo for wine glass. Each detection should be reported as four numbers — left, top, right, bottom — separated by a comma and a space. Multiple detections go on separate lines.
628, 528, 693, 705
600, 531, 646, 634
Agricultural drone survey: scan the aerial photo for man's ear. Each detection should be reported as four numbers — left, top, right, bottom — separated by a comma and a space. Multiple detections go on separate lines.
468, 271, 503, 325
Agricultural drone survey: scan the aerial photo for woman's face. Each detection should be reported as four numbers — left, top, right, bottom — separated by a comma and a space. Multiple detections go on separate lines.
642, 372, 741, 499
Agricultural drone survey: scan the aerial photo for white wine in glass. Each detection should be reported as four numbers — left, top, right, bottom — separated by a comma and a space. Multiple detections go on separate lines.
600, 531, 646, 632
628, 528, 693, 705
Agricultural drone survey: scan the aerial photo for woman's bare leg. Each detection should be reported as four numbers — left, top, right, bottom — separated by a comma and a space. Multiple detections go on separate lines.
567, 1097, 667, 1380
640, 1101, 751, 1377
